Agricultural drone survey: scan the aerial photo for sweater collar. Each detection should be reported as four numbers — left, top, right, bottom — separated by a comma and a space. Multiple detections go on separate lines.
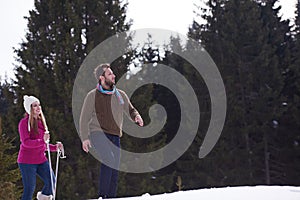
96, 83, 124, 105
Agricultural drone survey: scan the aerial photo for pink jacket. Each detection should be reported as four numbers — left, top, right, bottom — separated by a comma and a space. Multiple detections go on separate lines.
17, 116, 57, 164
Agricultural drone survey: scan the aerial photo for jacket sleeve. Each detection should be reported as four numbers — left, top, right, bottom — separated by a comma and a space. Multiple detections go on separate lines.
121, 91, 140, 121
49, 144, 57, 152
18, 119, 45, 149
79, 91, 95, 141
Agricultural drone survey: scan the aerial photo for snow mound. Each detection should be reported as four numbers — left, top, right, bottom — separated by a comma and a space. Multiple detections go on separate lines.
90, 185, 300, 200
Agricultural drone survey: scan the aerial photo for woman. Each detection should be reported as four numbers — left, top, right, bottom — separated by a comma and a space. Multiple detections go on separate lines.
18, 95, 63, 200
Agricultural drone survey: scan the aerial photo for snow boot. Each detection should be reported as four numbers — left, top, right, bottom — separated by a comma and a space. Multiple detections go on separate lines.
36, 191, 53, 200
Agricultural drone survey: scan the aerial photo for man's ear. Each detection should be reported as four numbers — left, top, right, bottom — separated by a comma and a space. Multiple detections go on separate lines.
99, 75, 104, 82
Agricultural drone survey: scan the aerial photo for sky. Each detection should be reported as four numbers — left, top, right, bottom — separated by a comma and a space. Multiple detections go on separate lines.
0, 0, 298, 81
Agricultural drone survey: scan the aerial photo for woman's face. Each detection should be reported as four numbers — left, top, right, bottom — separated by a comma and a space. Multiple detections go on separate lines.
31, 101, 41, 117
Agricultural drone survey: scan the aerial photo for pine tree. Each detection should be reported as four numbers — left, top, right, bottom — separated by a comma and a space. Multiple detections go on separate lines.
0, 137, 21, 200
118, 36, 171, 196
189, 0, 292, 186
13, 0, 131, 198
277, 0, 300, 184
161, 36, 213, 190
0, 82, 21, 200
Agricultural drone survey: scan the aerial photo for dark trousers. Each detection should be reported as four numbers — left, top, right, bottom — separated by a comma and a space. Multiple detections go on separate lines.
90, 132, 120, 198
18, 161, 54, 200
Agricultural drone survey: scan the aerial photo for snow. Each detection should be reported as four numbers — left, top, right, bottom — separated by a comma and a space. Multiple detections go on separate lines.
89, 186, 300, 200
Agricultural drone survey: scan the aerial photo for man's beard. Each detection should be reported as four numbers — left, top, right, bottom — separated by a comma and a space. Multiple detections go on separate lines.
104, 78, 115, 88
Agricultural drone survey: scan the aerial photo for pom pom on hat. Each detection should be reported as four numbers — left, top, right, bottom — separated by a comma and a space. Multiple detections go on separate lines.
23, 95, 40, 114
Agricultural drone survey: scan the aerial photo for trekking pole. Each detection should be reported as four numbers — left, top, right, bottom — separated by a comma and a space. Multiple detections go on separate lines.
41, 110, 56, 198
53, 142, 66, 200
45, 131, 55, 197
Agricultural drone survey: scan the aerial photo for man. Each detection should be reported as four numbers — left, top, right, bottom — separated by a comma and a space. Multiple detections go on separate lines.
80, 63, 143, 198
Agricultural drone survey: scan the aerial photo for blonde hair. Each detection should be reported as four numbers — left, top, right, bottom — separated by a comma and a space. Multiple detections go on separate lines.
40, 110, 49, 133
29, 105, 49, 134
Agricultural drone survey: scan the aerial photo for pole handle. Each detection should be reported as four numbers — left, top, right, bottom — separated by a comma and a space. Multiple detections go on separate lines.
56, 142, 66, 159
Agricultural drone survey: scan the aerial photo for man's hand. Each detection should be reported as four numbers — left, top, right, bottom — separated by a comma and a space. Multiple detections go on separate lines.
82, 139, 91, 153
135, 115, 144, 127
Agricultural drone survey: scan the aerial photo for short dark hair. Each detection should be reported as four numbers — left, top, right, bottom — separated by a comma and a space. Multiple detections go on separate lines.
94, 63, 110, 80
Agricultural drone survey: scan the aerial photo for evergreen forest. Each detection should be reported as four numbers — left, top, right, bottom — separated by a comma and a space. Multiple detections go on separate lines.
0, 0, 299, 199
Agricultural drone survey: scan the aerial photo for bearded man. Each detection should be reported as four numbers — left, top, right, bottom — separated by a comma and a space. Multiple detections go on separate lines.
80, 63, 143, 199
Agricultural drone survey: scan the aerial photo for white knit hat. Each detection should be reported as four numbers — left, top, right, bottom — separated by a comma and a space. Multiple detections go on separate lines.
23, 95, 40, 132
23, 95, 40, 114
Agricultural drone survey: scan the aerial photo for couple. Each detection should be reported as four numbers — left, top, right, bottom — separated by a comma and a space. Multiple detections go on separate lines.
18, 63, 143, 199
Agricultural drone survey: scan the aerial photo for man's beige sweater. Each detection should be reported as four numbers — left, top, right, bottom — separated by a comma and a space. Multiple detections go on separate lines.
79, 88, 140, 141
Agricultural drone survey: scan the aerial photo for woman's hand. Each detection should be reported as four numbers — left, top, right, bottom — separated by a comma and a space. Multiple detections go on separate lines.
44, 133, 50, 143
56, 142, 64, 151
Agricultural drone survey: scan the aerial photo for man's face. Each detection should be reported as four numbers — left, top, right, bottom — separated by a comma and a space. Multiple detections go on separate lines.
103, 68, 116, 87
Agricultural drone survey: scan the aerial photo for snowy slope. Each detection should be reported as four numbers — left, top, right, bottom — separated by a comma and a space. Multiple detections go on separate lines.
89, 186, 300, 200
